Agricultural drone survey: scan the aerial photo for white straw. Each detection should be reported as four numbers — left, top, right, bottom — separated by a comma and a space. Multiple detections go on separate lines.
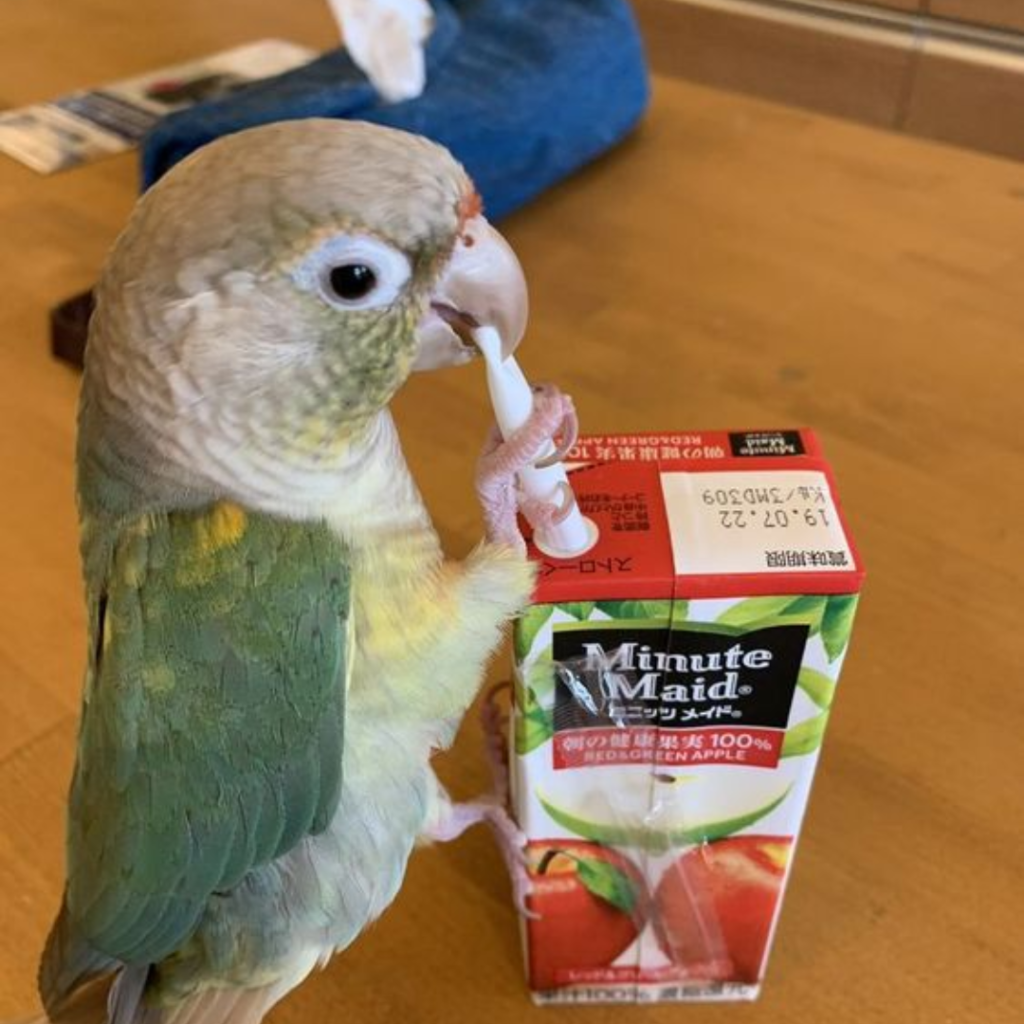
474, 325, 597, 558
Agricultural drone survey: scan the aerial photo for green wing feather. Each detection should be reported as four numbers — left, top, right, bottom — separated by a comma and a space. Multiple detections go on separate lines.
64, 504, 350, 966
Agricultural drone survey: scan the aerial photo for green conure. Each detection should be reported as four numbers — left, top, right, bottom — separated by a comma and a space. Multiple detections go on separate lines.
35, 120, 547, 1024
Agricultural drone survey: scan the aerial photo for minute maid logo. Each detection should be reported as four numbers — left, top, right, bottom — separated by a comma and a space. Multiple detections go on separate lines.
583, 640, 772, 704
552, 624, 809, 732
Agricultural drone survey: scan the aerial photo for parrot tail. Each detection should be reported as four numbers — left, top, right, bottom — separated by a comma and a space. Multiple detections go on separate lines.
25, 936, 321, 1024
127, 946, 324, 1024
2, 972, 114, 1024
6, 964, 286, 1024
132, 986, 281, 1024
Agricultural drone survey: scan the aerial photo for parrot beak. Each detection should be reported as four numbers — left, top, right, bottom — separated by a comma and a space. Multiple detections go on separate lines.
413, 215, 528, 371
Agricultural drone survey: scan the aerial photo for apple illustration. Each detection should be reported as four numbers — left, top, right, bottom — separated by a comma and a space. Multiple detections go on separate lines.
652, 835, 792, 983
537, 770, 791, 853
526, 840, 648, 990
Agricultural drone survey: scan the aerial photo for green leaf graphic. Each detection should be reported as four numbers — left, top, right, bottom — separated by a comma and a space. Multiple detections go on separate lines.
516, 703, 554, 755
781, 712, 830, 758
778, 595, 828, 634
670, 599, 690, 625
575, 857, 639, 915
716, 596, 801, 628
515, 604, 554, 661
714, 595, 829, 635
526, 659, 557, 701
821, 594, 859, 662
538, 786, 791, 854
559, 601, 596, 621
596, 599, 672, 621
797, 667, 836, 710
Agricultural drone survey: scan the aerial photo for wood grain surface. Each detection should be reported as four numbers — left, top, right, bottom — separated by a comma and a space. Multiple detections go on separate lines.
932, 0, 1024, 33
633, 0, 915, 130
635, 0, 1024, 163
2, 3, 1023, 1023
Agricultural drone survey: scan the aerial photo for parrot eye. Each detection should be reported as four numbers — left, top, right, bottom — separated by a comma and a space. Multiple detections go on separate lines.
328, 264, 377, 301
293, 234, 412, 311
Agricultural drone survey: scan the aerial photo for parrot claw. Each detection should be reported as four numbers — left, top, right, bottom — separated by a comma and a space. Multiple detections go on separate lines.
518, 480, 576, 530
530, 385, 578, 469
426, 684, 539, 917
476, 383, 575, 550
425, 798, 538, 918
480, 799, 539, 919
512, 868, 541, 920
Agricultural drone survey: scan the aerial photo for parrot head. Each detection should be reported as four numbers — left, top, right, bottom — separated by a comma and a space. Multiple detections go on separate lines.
84, 118, 526, 506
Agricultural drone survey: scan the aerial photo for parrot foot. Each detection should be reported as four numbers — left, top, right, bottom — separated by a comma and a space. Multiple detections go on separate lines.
529, 383, 578, 469
425, 686, 538, 916
476, 384, 577, 552
517, 480, 576, 534
428, 798, 538, 919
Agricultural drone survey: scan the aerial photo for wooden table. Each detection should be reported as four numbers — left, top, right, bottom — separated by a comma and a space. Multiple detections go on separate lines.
2, 3, 1022, 1022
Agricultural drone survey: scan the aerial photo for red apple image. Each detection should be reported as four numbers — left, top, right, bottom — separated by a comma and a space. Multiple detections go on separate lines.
526, 840, 649, 990
652, 835, 792, 983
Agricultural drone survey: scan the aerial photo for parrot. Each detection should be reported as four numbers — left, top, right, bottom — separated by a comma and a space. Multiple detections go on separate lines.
31, 117, 577, 1024
326, 0, 434, 102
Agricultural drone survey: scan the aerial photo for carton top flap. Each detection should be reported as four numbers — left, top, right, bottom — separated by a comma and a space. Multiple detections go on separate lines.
526, 429, 865, 603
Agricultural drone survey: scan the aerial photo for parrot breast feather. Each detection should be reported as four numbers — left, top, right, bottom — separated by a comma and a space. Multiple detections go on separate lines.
64, 504, 350, 966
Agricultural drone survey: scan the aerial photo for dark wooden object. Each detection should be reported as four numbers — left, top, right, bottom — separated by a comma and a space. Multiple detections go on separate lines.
50, 290, 93, 369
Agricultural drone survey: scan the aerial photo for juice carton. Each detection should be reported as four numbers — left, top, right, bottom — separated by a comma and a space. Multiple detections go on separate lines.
510, 429, 864, 1004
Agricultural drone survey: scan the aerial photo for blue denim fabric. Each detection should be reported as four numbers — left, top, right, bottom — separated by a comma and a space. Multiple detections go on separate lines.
140, 0, 650, 220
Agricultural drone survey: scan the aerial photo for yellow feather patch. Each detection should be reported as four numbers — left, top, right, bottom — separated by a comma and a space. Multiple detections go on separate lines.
173, 503, 249, 587
194, 502, 248, 556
